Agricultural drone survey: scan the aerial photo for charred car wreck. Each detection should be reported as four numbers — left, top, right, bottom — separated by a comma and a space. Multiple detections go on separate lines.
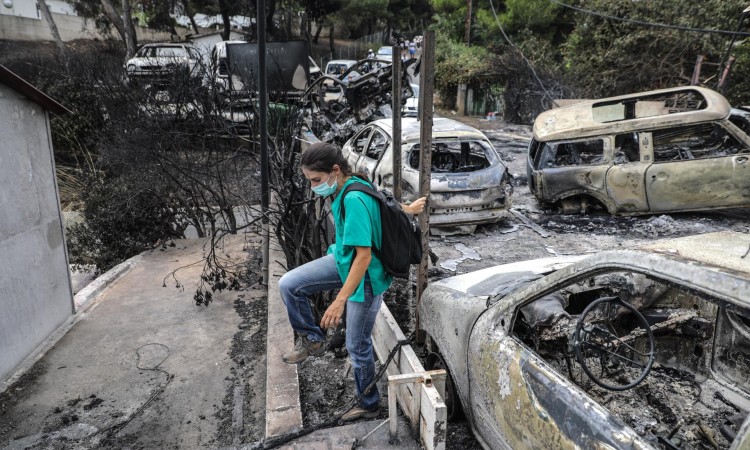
420, 231, 750, 449
341, 118, 513, 230
527, 87, 750, 215
299, 58, 415, 146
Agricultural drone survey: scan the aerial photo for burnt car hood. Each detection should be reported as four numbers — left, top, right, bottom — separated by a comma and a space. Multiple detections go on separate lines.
429, 166, 507, 193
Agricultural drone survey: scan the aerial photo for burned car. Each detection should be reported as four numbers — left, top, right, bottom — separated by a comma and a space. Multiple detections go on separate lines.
527, 87, 750, 215
340, 118, 513, 229
300, 58, 414, 146
420, 231, 750, 449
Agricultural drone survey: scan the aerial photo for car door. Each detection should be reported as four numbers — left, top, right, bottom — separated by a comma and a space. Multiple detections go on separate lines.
533, 138, 610, 203
354, 128, 390, 183
644, 122, 750, 212
467, 273, 650, 449
604, 132, 650, 213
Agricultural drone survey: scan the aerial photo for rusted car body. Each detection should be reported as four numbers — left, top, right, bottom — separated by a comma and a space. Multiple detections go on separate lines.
420, 231, 750, 449
527, 87, 750, 215
340, 117, 513, 228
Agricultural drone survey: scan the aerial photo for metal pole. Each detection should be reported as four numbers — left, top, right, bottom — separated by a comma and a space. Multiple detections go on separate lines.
391, 46, 402, 201
258, 0, 270, 286
719, 56, 736, 93
717, 7, 749, 90
415, 30, 435, 343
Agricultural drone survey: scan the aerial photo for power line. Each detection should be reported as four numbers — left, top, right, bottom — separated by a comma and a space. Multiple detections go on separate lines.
551, 0, 750, 37
488, 0, 555, 104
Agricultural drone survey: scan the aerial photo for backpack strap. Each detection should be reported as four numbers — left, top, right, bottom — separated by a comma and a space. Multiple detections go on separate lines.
339, 180, 383, 257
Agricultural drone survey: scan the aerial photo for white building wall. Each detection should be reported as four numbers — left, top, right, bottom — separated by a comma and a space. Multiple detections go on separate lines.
0, 12, 187, 42
0, 0, 40, 19
0, 82, 74, 384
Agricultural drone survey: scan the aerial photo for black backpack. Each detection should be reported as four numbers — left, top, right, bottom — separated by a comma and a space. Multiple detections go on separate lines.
339, 180, 423, 279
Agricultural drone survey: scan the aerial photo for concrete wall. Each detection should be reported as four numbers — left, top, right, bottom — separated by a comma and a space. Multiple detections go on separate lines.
0, 12, 186, 42
0, 82, 74, 384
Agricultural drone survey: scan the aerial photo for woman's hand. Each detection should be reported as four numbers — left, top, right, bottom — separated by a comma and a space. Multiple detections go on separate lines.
321, 297, 346, 329
402, 196, 427, 215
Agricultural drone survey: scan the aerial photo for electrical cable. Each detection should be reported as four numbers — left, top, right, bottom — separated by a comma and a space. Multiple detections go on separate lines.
249, 333, 415, 450
488, 0, 555, 105
98, 343, 173, 445
551, 0, 750, 37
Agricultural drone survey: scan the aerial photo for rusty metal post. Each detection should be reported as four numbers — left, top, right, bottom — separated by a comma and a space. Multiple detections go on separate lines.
415, 30, 435, 343
718, 56, 736, 93
258, 0, 270, 286
392, 46, 403, 201
690, 55, 704, 86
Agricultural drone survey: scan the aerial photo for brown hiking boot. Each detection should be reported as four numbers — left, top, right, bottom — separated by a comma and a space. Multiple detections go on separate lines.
282, 336, 325, 364
340, 404, 380, 421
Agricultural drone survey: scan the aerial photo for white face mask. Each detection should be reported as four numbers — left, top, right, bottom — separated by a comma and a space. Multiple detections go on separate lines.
311, 171, 337, 197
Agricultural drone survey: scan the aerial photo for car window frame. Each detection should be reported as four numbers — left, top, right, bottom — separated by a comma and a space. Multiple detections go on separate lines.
350, 127, 373, 156
650, 121, 749, 163
535, 137, 608, 169
364, 129, 390, 161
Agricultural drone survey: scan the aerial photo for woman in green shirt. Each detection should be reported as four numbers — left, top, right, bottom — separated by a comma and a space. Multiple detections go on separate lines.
279, 142, 425, 421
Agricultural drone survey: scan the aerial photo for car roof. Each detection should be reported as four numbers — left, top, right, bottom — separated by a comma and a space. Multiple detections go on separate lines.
370, 117, 489, 142
327, 60, 356, 65
533, 86, 731, 142
143, 43, 194, 48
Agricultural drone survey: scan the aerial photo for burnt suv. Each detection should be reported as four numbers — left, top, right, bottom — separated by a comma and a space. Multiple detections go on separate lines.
526, 87, 750, 215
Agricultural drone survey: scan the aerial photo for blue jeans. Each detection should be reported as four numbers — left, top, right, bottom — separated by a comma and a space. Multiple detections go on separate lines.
278, 254, 383, 409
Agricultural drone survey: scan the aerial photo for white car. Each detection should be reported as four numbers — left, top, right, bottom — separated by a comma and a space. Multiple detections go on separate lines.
323, 60, 360, 92
125, 43, 203, 82
376, 46, 393, 62
402, 83, 420, 117
340, 118, 513, 229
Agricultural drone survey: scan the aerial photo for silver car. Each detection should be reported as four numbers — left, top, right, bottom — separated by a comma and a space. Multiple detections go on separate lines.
340, 118, 513, 229
420, 231, 750, 449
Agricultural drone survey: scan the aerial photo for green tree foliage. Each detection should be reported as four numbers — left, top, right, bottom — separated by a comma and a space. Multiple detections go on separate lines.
561, 0, 750, 99
431, 0, 468, 43
66, 170, 184, 271
340, 0, 388, 36
434, 30, 500, 89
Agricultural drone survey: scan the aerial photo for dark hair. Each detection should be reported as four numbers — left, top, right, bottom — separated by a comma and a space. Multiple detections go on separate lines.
300, 142, 353, 174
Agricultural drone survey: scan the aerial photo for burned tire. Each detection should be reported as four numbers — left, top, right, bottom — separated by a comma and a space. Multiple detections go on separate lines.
426, 351, 463, 421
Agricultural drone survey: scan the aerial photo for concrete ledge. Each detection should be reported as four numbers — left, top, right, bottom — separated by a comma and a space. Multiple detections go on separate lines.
1, 253, 139, 394
73, 255, 140, 311
265, 235, 304, 438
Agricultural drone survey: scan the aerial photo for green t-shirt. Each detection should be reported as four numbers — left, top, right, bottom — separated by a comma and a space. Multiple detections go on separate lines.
329, 177, 393, 301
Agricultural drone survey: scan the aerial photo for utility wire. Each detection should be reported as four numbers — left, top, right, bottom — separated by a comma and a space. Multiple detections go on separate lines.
551, 0, 750, 37
488, 0, 555, 105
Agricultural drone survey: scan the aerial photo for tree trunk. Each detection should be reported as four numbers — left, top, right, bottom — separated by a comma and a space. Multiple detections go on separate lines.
217, 0, 231, 40
266, 0, 277, 36
100, 0, 128, 47
312, 21, 323, 44
181, 0, 200, 34
285, 1, 292, 38
329, 24, 334, 55
37, 0, 67, 58
306, 10, 312, 42
121, 0, 137, 57
464, 0, 472, 44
